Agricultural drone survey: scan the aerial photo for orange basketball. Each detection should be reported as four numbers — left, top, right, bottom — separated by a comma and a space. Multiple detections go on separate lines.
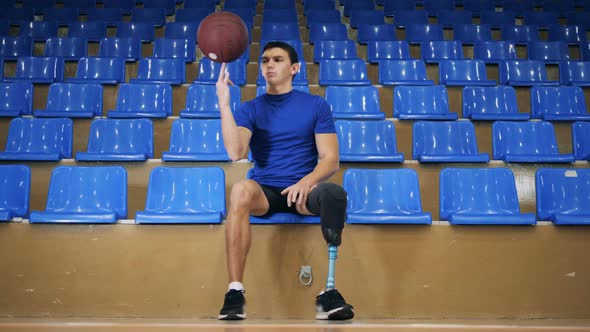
197, 12, 249, 63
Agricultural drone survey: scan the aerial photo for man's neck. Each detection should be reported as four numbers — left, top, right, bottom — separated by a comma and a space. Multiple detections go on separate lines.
266, 82, 293, 95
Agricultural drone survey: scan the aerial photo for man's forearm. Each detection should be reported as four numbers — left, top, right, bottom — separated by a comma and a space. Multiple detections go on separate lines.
301, 156, 340, 188
220, 105, 247, 161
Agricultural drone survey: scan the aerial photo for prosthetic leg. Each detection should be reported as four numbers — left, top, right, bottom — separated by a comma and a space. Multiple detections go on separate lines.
321, 228, 342, 290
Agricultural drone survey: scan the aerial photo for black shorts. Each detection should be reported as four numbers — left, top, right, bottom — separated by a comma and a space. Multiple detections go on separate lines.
259, 184, 300, 217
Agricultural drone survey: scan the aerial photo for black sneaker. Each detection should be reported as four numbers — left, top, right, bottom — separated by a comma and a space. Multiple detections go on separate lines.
315, 289, 354, 320
218, 289, 246, 320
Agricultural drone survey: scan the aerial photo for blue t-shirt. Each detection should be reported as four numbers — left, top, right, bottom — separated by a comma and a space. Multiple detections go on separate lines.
234, 89, 336, 188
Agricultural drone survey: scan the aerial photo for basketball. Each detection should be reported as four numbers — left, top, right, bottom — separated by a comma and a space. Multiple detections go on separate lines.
197, 12, 249, 63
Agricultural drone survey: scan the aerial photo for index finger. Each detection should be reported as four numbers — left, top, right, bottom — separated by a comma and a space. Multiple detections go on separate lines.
217, 63, 227, 83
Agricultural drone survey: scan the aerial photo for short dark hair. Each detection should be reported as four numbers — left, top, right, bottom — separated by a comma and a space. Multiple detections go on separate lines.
262, 41, 299, 65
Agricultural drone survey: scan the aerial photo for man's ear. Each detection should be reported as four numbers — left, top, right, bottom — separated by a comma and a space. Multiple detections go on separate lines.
291, 62, 300, 75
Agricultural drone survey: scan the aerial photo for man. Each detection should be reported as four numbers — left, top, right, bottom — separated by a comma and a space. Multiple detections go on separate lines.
216, 41, 354, 321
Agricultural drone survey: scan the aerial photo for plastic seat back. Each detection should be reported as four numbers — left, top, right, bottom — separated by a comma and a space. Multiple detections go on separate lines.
499, 60, 559, 86
21, 0, 55, 15
384, 0, 416, 16
260, 22, 300, 41
336, 120, 403, 162
500, 24, 540, 45
548, 25, 586, 44
413, 121, 489, 162
44, 37, 88, 60
136, 167, 226, 224
393, 85, 457, 120
87, 8, 124, 27
164, 22, 199, 41
318, 59, 371, 86
0, 8, 34, 24
572, 122, 590, 161
325, 85, 384, 120
350, 10, 385, 29
404, 23, 444, 44
175, 8, 213, 23
463, 0, 495, 15
305, 9, 341, 27
0, 82, 33, 117
536, 168, 590, 225
223, 8, 254, 28
35, 83, 103, 118
453, 24, 492, 44
528, 41, 570, 63
131, 8, 166, 27
357, 24, 397, 45
262, 9, 298, 24
62, 0, 96, 15
367, 40, 411, 63
68, 57, 126, 85
343, 168, 431, 224
43, 8, 80, 26
530, 86, 590, 121
29, 166, 127, 223
263, 0, 295, 10
480, 11, 516, 28
0, 36, 33, 60
440, 168, 536, 225
462, 86, 529, 120
523, 12, 560, 29
313, 40, 357, 63
0, 165, 30, 220
67, 22, 107, 42
0, 117, 72, 161
473, 41, 517, 64
343, 0, 374, 17
492, 121, 574, 162
103, 0, 135, 14
98, 37, 142, 62
420, 40, 464, 63
436, 10, 472, 28
162, 119, 231, 161
392, 10, 429, 27
439, 59, 496, 86
9, 56, 64, 83
108, 83, 172, 118
195, 58, 247, 85
117, 22, 156, 42
19, 21, 58, 42
423, 0, 454, 16
185, 0, 217, 10
76, 119, 153, 161
143, 0, 176, 15
378, 59, 434, 86
131, 58, 186, 85
181, 84, 241, 118
560, 61, 590, 86
502, 1, 535, 15
309, 23, 348, 44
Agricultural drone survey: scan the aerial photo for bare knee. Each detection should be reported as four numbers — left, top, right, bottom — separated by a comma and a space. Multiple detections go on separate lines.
229, 180, 260, 213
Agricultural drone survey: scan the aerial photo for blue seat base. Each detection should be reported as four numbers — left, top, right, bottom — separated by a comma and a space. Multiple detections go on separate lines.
107, 111, 168, 118
503, 154, 575, 163
470, 113, 530, 121
449, 213, 537, 225
318, 80, 372, 86
506, 80, 559, 86
135, 212, 223, 224
443, 80, 496, 86
341, 154, 404, 162
418, 154, 490, 163
67, 78, 121, 85
0, 110, 28, 117
29, 211, 118, 223
179, 111, 220, 118
0, 153, 62, 161
332, 112, 386, 120
76, 153, 149, 161
33, 110, 96, 118
552, 214, 590, 225
0, 210, 12, 221
162, 153, 231, 162
347, 213, 432, 225
398, 113, 459, 120
541, 114, 590, 121
380, 80, 434, 86
250, 213, 320, 224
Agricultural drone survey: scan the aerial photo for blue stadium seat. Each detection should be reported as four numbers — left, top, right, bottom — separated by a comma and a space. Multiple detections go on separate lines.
473, 41, 517, 64
325, 85, 385, 120
541, 0, 575, 15
180, 84, 241, 118
224, 0, 256, 10
256, 84, 309, 96
305, 0, 337, 14
357, 24, 397, 44
185, 0, 217, 10
224, 8, 255, 28
21, 0, 55, 15
336, 120, 403, 162
394, 85, 457, 120
420, 40, 464, 64
6, 57, 64, 84
0, 117, 72, 161
350, 10, 385, 29
0, 165, 30, 221
117, 22, 156, 42
153, 38, 196, 62
162, 119, 231, 161
308, 23, 348, 44
87, 8, 124, 27
29, 166, 127, 224
439, 59, 496, 86
164, 22, 199, 41
263, 0, 296, 10
440, 168, 536, 225
108, 84, 172, 118
462, 0, 495, 15
318, 59, 371, 86
343, 0, 374, 17
405, 23, 444, 44
436, 10, 473, 28
143, 0, 176, 15
0, 82, 33, 117
131, 58, 186, 85
261, 22, 301, 41
492, 121, 575, 163
305, 9, 341, 27
536, 168, 590, 225
572, 122, 590, 161
530, 86, 590, 121
313, 40, 358, 63
453, 24, 493, 44
0, 20, 8, 37
413, 121, 489, 162
44, 37, 88, 61
384, 0, 416, 16
479, 11, 516, 28
0, 36, 33, 60
528, 41, 570, 63
523, 11, 560, 29
34, 83, 103, 118
423, 0, 454, 16
76, 119, 153, 161
43, 8, 80, 26
566, 12, 590, 30
367, 40, 411, 63
392, 10, 429, 27
195, 58, 247, 85
131, 8, 166, 27
378, 60, 434, 85
0, 8, 35, 25
502, 1, 535, 16
499, 60, 559, 86
581, 42, 590, 61
103, 0, 136, 15
98, 37, 142, 62
500, 24, 540, 45
67, 22, 107, 42
343, 168, 431, 224
462, 86, 529, 120
67, 57, 126, 85
136, 167, 226, 224
61, 0, 96, 15
19, 21, 58, 42
548, 25, 586, 44
262, 9, 298, 24
175, 8, 214, 23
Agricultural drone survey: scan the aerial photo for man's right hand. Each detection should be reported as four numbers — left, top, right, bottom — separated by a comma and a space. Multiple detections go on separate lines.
216, 63, 233, 110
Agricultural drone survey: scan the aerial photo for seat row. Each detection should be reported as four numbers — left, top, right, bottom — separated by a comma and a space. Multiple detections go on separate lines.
2, 164, 589, 225
2, 117, 589, 162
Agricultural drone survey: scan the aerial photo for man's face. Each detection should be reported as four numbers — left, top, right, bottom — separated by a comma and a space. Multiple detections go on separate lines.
260, 47, 299, 85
